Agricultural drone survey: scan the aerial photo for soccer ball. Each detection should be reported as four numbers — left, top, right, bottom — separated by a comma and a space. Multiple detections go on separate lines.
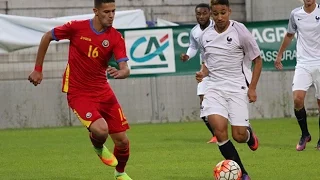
213, 159, 242, 180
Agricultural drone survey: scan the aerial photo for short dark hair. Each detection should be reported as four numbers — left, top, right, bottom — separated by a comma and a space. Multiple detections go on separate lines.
210, 0, 229, 7
195, 3, 210, 11
94, 0, 115, 8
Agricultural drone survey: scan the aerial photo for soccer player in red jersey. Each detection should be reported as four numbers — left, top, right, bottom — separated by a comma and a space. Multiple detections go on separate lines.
28, 0, 132, 179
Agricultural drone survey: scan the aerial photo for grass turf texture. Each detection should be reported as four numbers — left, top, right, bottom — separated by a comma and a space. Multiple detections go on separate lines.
0, 118, 319, 180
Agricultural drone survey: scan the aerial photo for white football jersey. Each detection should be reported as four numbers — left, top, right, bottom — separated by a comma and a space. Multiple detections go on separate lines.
199, 20, 261, 92
288, 4, 320, 66
188, 20, 213, 61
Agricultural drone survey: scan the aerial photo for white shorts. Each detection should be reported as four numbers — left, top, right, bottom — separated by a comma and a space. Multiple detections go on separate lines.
200, 89, 249, 126
197, 77, 208, 96
292, 66, 320, 98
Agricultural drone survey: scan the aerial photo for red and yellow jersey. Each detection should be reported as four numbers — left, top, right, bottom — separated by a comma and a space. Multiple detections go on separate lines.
51, 19, 128, 97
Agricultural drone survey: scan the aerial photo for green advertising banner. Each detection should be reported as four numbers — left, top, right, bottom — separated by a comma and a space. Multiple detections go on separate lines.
111, 20, 296, 77
245, 20, 297, 70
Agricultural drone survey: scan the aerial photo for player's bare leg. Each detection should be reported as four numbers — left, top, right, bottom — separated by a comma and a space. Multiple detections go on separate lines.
110, 132, 132, 180
293, 90, 311, 151
89, 118, 118, 167
208, 115, 250, 180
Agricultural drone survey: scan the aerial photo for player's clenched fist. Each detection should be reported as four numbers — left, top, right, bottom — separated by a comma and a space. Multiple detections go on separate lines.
180, 53, 189, 62
274, 55, 283, 70
195, 71, 204, 83
28, 70, 43, 86
247, 88, 257, 103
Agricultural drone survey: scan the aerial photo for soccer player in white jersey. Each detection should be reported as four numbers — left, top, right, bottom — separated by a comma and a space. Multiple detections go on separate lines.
196, 0, 262, 179
180, 3, 217, 144
275, 0, 320, 151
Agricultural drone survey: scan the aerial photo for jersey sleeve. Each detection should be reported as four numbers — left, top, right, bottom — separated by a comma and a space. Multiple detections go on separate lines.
186, 47, 198, 60
186, 31, 199, 58
189, 31, 199, 51
51, 21, 75, 41
113, 32, 129, 63
287, 10, 297, 34
236, 23, 261, 61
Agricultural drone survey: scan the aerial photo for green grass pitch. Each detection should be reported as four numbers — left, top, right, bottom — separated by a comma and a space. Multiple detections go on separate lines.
0, 118, 319, 180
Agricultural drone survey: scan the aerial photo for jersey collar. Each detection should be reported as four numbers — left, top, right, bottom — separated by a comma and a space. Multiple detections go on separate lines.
90, 19, 108, 35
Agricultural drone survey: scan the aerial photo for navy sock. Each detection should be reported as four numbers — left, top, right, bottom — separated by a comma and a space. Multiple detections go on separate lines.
201, 116, 215, 136
294, 107, 309, 136
218, 140, 248, 175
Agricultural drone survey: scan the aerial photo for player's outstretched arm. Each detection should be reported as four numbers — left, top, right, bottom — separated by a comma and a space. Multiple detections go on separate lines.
35, 31, 54, 67
181, 30, 199, 62
275, 33, 295, 70
28, 31, 54, 86
276, 9, 297, 70
248, 56, 262, 103
107, 61, 130, 79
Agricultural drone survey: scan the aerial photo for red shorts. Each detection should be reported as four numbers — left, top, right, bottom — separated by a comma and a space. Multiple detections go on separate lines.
67, 93, 129, 134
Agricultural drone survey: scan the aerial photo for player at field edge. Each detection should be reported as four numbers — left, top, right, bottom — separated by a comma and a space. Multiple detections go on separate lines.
28, 0, 133, 179
196, 0, 262, 179
180, 3, 217, 144
275, 0, 320, 151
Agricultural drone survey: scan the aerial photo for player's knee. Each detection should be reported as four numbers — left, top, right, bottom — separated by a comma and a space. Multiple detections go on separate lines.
89, 118, 109, 137
114, 137, 129, 148
91, 125, 109, 137
95, 129, 108, 138
232, 130, 247, 143
214, 129, 228, 142
293, 94, 304, 108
